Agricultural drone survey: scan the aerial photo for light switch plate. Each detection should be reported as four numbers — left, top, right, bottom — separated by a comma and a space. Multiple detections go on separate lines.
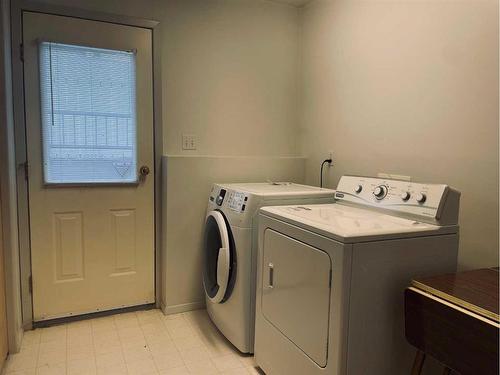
182, 134, 197, 150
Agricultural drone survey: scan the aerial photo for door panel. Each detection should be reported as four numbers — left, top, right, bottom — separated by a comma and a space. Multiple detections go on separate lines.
23, 12, 155, 321
54, 212, 84, 281
0, 197, 8, 366
110, 209, 137, 274
262, 229, 331, 367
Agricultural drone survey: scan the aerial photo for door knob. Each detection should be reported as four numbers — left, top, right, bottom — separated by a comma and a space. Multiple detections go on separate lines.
139, 165, 150, 177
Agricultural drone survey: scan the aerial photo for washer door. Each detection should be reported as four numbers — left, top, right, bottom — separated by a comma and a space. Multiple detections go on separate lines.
203, 210, 234, 303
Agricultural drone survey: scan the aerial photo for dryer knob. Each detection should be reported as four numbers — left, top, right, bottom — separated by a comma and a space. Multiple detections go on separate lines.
373, 185, 387, 199
416, 193, 427, 204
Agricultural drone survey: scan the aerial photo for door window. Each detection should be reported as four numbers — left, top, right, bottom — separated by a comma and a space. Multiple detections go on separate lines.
39, 42, 137, 184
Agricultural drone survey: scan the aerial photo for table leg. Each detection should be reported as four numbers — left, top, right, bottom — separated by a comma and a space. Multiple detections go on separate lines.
411, 350, 426, 375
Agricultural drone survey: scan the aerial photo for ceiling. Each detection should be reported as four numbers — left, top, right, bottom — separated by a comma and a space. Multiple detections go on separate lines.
271, 0, 315, 7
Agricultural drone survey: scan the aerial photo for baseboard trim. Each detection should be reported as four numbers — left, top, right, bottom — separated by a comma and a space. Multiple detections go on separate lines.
161, 300, 205, 315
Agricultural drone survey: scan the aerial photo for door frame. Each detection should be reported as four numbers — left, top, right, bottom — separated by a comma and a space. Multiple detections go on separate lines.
11, 0, 163, 328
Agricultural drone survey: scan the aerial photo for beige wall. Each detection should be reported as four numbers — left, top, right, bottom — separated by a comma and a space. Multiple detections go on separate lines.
32, 0, 300, 156
158, 0, 300, 156
299, 0, 499, 270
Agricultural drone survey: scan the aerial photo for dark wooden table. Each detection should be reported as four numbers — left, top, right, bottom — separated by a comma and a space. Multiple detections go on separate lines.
405, 267, 499, 375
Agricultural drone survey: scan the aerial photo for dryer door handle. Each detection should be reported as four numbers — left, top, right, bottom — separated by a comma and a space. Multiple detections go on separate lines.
268, 263, 274, 289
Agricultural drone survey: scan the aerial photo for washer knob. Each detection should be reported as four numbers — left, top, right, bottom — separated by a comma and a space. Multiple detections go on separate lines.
416, 193, 427, 203
355, 184, 363, 193
373, 185, 387, 199
401, 192, 411, 201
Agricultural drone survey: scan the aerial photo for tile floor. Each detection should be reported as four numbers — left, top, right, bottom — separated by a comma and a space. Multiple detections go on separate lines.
2, 309, 262, 375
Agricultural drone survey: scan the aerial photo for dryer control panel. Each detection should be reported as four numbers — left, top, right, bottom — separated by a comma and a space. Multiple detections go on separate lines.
335, 175, 460, 226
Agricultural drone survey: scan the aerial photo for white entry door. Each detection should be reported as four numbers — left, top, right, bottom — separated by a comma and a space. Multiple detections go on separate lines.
23, 12, 155, 321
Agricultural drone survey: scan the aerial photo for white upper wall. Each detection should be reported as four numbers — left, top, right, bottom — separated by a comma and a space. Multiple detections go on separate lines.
158, 0, 300, 156
33, 0, 301, 157
299, 0, 499, 269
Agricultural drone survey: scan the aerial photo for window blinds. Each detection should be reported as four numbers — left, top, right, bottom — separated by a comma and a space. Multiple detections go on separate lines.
39, 42, 137, 184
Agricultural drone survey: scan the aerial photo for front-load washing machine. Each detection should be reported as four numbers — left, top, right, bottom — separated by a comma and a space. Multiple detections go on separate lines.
203, 182, 335, 353
255, 175, 461, 375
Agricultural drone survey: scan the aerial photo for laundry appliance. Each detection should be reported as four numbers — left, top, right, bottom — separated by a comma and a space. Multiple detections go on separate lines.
203, 182, 335, 353
255, 175, 460, 375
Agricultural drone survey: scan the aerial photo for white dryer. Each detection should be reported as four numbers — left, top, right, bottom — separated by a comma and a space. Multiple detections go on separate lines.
203, 182, 335, 353
255, 175, 461, 375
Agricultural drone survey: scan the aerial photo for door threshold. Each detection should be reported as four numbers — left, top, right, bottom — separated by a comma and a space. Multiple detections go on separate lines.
32, 303, 156, 328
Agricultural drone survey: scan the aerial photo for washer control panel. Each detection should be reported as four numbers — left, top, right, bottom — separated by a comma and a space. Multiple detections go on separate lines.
227, 191, 248, 212
209, 187, 248, 213
335, 175, 460, 225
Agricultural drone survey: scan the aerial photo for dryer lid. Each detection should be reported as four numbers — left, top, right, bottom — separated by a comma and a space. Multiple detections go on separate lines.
260, 204, 456, 243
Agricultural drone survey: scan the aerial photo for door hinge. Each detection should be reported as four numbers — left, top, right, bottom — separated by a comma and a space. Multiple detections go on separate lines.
23, 161, 29, 180
28, 275, 33, 294
20, 44, 24, 62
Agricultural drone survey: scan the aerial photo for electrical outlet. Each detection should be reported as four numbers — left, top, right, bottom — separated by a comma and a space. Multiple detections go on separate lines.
182, 134, 197, 150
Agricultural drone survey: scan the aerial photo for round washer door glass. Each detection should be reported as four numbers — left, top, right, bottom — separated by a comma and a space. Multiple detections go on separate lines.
203, 210, 232, 303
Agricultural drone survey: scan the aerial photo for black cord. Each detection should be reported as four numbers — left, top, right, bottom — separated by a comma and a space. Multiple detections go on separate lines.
320, 158, 333, 188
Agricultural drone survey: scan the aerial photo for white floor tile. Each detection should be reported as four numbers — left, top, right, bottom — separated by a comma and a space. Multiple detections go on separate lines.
118, 326, 144, 340
147, 341, 178, 357
144, 331, 172, 346
172, 335, 205, 351
245, 366, 262, 375
126, 358, 158, 375
36, 363, 66, 375
219, 369, 251, 375
185, 359, 218, 375
40, 326, 67, 344
6, 309, 264, 375
38, 340, 65, 355
37, 350, 66, 368
152, 352, 184, 371
21, 331, 41, 348
178, 346, 211, 364
212, 354, 244, 372
96, 362, 128, 375
158, 366, 190, 375
122, 345, 152, 364
238, 355, 257, 368
67, 344, 95, 361
93, 341, 122, 356
4, 368, 37, 375
67, 357, 97, 375
95, 352, 125, 369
